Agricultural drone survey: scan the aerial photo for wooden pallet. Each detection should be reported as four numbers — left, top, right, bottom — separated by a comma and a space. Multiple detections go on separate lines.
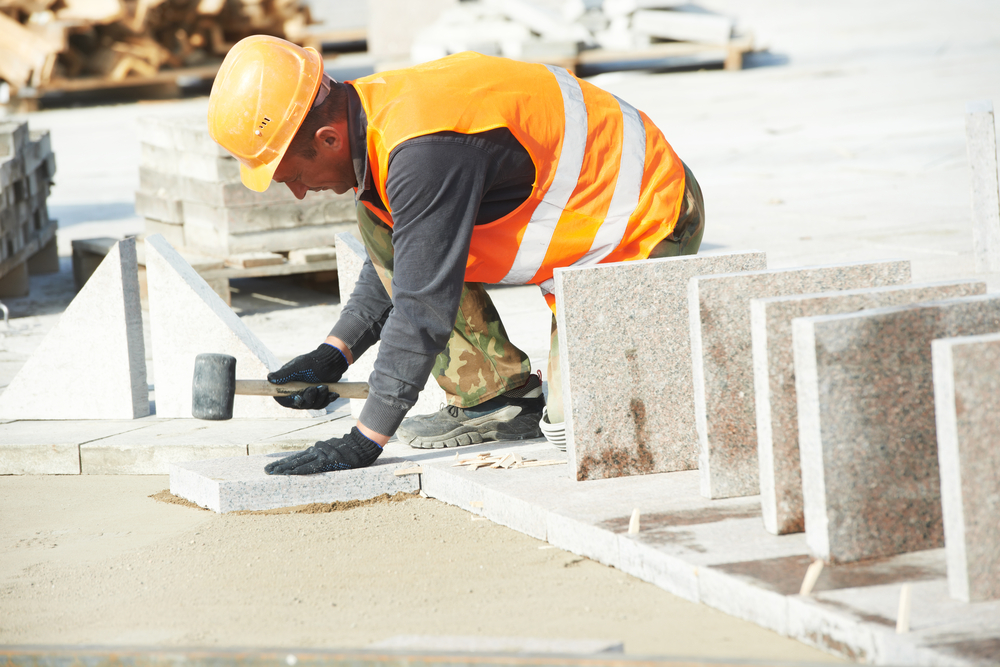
573, 33, 755, 73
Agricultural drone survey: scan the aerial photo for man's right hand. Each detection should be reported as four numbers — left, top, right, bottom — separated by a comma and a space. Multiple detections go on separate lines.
268, 343, 350, 410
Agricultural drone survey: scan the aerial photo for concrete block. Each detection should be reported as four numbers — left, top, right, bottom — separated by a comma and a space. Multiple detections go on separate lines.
932, 332, 1000, 602
26, 236, 59, 274
183, 219, 355, 256
142, 218, 185, 248
169, 451, 419, 512
0, 419, 152, 474
0, 239, 149, 420
144, 234, 314, 419
0, 261, 28, 296
631, 8, 733, 44
139, 143, 240, 183
289, 246, 337, 264
691, 260, 910, 500
965, 100, 1000, 273
135, 189, 184, 224
182, 197, 356, 235
553, 251, 766, 482
794, 294, 1000, 563
334, 232, 449, 418
753, 280, 985, 535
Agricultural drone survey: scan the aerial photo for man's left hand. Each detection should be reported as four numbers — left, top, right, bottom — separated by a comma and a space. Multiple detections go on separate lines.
264, 427, 383, 475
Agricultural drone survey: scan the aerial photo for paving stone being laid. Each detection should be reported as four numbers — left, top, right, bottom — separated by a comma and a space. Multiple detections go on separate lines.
335, 232, 448, 418
793, 294, 1000, 564
145, 234, 319, 420
0, 419, 152, 474
751, 280, 986, 536
169, 450, 420, 513
0, 239, 149, 420
553, 251, 767, 482
80, 418, 337, 474
931, 332, 1000, 602
688, 259, 911, 501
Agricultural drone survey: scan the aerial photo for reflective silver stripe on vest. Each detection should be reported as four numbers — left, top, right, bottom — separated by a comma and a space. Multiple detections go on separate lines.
571, 96, 646, 268
500, 65, 588, 285
537, 96, 646, 298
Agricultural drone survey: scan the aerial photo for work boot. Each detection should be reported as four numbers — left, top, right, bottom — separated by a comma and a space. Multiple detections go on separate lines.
397, 375, 545, 449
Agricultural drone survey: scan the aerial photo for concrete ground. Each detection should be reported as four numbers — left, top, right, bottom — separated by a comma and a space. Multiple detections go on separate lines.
2, 0, 999, 662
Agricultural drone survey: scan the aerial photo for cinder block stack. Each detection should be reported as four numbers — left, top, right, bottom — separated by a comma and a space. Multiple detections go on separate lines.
134, 115, 356, 259
0, 120, 58, 297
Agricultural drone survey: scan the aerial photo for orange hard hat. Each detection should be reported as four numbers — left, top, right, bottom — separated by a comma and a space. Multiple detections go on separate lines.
207, 35, 323, 192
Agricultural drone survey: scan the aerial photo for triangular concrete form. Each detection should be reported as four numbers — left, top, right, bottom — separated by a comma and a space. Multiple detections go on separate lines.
145, 234, 316, 419
0, 239, 149, 419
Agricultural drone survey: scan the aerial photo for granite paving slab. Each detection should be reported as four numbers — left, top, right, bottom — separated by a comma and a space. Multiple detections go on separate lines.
79, 418, 337, 474
932, 332, 1000, 602
793, 294, 1000, 564
553, 251, 766, 482
169, 451, 420, 513
687, 259, 910, 500
751, 280, 985, 535
0, 419, 152, 474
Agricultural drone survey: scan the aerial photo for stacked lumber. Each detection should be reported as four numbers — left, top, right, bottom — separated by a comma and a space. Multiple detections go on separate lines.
136, 115, 356, 257
0, 0, 315, 95
0, 121, 57, 294
410, 0, 752, 71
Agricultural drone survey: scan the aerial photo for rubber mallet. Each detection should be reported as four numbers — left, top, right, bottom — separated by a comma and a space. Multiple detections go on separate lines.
191, 352, 369, 420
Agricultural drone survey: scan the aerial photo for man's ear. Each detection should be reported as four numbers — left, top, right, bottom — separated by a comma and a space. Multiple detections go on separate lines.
314, 125, 342, 152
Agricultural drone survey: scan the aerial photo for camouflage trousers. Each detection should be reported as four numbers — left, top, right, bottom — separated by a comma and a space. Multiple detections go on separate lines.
355, 161, 704, 419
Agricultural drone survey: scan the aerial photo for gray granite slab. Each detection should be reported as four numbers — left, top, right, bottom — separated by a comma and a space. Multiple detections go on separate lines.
793, 294, 1000, 564
689, 260, 910, 500
0, 239, 149, 420
169, 451, 420, 513
79, 418, 322, 474
751, 280, 985, 535
966, 100, 1000, 273
553, 251, 767, 482
0, 419, 151, 474
932, 332, 1000, 602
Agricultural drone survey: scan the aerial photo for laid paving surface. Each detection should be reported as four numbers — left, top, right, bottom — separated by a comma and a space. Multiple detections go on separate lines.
68, 419, 986, 665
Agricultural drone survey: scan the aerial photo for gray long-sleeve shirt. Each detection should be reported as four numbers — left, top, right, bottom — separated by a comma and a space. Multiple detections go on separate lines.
328, 84, 536, 435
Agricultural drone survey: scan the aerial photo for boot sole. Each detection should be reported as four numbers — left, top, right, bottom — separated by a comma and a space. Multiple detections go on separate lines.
399, 419, 544, 449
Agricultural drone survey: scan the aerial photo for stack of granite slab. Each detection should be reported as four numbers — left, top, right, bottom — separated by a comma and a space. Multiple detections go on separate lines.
134, 115, 357, 258
0, 120, 58, 297
550, 248, 999, 605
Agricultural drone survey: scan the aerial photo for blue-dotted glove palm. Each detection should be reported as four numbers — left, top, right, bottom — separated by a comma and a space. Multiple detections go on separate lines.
264, 427, 383, 475
268, 343, 349, 410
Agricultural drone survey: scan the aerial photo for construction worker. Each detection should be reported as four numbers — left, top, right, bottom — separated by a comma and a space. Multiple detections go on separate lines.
207, 35, 704, 475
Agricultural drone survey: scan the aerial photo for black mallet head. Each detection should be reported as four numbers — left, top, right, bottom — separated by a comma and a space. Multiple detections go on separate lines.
192, 353, 237, 420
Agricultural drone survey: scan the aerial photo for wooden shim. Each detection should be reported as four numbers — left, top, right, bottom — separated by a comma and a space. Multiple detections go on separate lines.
518, 460, 566, 468
393, 466, 423, 477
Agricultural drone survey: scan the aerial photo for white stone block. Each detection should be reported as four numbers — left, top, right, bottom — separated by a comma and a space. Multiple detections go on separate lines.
0, 239, 149, 420
144, 234, 316, 419
966, 100, 1000, 273
631, 9, 733, 44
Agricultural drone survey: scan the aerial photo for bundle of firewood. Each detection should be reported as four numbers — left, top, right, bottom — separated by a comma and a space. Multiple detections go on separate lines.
0, 0, 313, 94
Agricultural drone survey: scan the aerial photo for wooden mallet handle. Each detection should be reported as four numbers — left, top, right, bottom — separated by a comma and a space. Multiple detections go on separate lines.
235, 380, 369, 399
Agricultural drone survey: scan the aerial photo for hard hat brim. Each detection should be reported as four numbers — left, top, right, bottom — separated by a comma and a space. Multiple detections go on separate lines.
240, 159, 280, 193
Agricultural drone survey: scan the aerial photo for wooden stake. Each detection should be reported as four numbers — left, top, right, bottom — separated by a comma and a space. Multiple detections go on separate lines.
896, 583, 912, 633
799, 559, 824, 596
628, 508, 640, 534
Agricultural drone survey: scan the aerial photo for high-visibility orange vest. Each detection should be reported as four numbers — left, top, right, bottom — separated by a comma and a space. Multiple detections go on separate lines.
352, 52, 685, 313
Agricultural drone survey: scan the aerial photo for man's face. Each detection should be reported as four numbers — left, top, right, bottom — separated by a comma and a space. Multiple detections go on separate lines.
272, 125, 356, 199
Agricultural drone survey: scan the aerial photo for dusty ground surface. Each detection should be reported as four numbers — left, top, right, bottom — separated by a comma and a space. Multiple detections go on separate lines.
0, 475, 840, 661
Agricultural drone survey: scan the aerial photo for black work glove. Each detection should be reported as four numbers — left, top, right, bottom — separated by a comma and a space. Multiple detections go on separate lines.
264, 427, 383, 475
268, 343, 349, 410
